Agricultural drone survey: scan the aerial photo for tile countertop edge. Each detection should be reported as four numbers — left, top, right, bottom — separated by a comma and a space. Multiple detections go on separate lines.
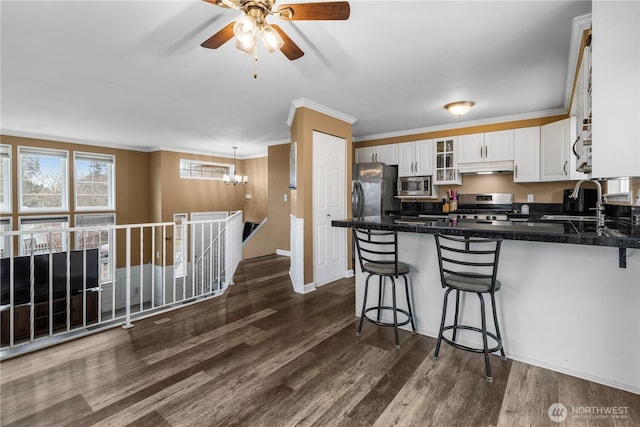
331, 219, 640, 249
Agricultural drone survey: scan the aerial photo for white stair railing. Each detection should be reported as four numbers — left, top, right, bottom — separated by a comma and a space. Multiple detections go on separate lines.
0, 211, 244, 359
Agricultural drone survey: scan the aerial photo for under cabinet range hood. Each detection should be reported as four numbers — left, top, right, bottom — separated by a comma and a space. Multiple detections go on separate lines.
458, 161, 514, 174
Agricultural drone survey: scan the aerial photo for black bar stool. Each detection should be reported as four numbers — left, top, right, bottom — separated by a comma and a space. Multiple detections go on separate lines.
432, 233, 507, 382
352, 227, 416, 349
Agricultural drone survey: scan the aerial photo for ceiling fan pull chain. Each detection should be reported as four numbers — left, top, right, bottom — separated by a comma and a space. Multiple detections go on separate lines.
253, 46, 258, 79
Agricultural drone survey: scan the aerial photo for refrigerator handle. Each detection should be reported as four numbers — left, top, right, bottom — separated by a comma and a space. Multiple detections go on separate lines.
352, 181, 363, 218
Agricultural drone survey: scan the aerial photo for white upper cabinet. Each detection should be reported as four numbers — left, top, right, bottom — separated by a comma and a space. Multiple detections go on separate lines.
434, 136, 462, 185
355, 144, 398, 165
377, 144, 399, 165
457, 130, 514, 172
457, 133, 485, 164
355, 145, 398, 165
591, 1, 640, 178
355, 146, 375, 164
398, 140, 433, 177
540, 117, 587, 181
513, 126, 541, 182
484, 130, 514, 162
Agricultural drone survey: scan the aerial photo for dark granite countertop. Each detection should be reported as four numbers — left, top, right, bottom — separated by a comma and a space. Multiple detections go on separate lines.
332, 216, 640, 249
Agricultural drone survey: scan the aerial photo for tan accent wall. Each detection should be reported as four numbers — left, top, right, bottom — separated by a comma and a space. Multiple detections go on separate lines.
154, 150, 246, 222
289, 107, 353, 285
436, 174, 579, 204
240, 156, 268, 223
243, 144, 291, 259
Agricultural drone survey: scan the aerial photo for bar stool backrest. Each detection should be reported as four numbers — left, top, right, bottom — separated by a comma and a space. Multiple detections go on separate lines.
352, 228, 400, 277
434, 234, 502, 292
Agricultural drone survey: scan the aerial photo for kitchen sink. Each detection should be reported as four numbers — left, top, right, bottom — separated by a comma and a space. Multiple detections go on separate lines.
540, 215, 604, 222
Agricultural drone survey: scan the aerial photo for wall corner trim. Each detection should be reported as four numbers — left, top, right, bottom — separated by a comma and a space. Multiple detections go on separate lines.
286, 98, 358, 127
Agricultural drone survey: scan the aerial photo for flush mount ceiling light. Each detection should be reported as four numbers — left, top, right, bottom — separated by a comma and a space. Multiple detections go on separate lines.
445, 101, 475, 116
223, 146, 248, 185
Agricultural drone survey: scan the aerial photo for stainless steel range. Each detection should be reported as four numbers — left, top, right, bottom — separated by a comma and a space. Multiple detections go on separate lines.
448, 193, 514, 222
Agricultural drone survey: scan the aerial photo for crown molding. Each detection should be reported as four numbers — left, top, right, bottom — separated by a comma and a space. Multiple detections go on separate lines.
286, 98, 357, 127
149, 146, 267, 159
353, 108, 567, 143
0, 129, 270, 159
0, 129, 150, 153
564, 13, 592, 110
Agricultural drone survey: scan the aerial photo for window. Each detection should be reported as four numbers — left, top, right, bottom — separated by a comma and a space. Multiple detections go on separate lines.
19, 216, 69, 255
174, 213, 187, 278
180, 159, 231, 180
0, 145, 11, 213
74, 152, 115, 211
18, 147, 68, 212
0, 217, 11, 258
76, 213, 115, 282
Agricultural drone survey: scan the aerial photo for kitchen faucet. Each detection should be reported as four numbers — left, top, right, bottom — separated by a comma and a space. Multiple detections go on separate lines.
571, 179, 605, 227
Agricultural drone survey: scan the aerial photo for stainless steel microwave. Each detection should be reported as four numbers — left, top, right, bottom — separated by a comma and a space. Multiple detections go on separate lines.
397, 176, 432, 197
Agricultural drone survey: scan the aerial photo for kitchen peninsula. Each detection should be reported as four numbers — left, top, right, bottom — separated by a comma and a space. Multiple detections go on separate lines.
332, 216, 640, 394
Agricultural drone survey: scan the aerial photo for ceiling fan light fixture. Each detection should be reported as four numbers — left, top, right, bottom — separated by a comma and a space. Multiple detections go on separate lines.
233, 15, 257, 44
261, 24, 284, 53
445, 101, 475, 116
235, 37, 256, 54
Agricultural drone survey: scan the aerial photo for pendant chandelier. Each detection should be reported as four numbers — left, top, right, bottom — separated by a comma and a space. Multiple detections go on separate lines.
223, 146, 248, 185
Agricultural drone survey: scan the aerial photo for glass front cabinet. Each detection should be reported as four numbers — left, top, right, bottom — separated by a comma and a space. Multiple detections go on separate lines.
434, 136, 462, 185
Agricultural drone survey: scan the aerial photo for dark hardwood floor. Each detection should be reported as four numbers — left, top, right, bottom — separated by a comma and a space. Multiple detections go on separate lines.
1, 255, 638, 426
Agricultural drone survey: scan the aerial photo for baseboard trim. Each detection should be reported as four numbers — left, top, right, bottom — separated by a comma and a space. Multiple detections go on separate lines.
276, 249, 291, 257
345, 269, 354, 278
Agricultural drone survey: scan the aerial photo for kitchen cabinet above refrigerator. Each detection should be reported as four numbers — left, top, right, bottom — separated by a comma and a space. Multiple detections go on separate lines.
355, 145, 398, 165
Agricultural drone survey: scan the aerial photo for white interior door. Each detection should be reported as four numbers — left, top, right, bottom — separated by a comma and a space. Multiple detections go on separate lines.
313, 131, 346, 286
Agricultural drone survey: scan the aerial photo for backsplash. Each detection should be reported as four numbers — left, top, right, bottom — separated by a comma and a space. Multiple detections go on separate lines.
436, 173, 597, 204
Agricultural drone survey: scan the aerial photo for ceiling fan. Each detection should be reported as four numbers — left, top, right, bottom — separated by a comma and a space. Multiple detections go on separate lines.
200, 0, 350, 61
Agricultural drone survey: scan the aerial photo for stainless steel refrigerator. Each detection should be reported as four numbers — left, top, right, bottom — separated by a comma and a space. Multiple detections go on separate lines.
352, 163, 399, 220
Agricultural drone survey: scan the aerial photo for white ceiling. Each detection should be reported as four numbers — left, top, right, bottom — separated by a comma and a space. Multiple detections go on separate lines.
0, 0, 592, 158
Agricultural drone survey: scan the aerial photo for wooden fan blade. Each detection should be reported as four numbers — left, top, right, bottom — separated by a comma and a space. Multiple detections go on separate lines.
271, 25, 304, 60
276, 2, 350, 20
201, 21, 235, 49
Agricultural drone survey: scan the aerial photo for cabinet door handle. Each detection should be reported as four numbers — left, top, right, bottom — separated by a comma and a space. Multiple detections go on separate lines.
514, 165, 518, 178
480, 146, 483, 158
485, 146, 488, 159
563, 161, 568, 175
414, 161, 418, 173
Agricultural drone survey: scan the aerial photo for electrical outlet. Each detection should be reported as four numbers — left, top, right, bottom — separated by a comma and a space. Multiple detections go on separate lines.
527, 194, 534, 203
284, 194, 288, 202
135, 287, 139, 295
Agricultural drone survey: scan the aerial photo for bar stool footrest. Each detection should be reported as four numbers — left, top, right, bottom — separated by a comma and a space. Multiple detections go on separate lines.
441, 325, 503, 354
363, 306, 413, 328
